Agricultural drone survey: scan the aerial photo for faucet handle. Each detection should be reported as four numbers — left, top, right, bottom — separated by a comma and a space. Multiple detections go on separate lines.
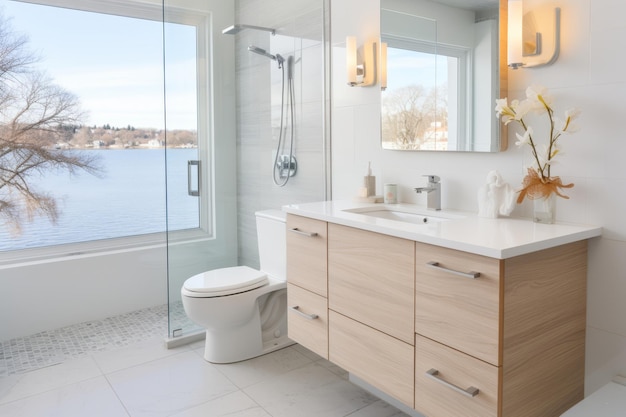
423, 175, 440, 184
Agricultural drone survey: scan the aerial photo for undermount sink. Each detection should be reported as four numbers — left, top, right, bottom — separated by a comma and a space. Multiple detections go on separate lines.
343, 206, 463, 225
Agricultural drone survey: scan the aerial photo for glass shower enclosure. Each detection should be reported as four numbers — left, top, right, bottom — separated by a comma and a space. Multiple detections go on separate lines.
163, 0, 328, 342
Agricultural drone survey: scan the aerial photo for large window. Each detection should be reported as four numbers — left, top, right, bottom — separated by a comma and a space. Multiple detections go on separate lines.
0, 0, 210, 256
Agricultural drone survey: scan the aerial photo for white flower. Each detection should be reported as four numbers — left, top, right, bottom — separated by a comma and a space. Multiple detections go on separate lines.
515, 126, 533, 147
495, 86, 579, 182
526, 85, 553, 110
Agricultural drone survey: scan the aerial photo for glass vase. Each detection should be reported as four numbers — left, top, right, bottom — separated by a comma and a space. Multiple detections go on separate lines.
533, 193, 556, 224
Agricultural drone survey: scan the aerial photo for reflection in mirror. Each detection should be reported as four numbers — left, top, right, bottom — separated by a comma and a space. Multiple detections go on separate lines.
381, 0, 503, 152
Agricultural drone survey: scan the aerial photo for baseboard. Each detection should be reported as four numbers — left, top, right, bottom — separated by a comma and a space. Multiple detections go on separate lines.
349, 373, 425, 417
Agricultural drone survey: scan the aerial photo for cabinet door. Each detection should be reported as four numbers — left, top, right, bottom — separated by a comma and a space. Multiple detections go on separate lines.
415, 242, 502, 365
286, 214, 327, 297
330, 311, 414, 408
287, 283, 328, 358
328, 224, 415, 344
415, 335, 499, 417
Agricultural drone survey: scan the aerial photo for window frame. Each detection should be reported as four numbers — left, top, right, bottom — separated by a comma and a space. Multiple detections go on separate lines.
382, 34, 473, 150
0, 0, 214, 265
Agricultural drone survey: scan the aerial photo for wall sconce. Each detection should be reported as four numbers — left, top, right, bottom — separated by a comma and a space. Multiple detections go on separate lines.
380, 42, 388, 91
507, 0, 561, 69
346, 36, 377, 87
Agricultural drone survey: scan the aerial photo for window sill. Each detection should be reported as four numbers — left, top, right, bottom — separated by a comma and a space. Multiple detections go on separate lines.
0, 229, 213, 269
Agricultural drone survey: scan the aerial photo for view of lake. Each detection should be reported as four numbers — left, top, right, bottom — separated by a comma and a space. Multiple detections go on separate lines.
0, 148, 199, 251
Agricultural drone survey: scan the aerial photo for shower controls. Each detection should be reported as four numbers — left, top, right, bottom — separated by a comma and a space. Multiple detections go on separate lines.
277, 155, 297, 179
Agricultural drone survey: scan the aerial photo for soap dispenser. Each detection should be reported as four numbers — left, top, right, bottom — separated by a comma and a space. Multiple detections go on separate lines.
364, 161, 376, 197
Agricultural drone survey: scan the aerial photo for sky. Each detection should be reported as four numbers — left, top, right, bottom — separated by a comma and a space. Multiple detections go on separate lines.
0, 0, 198, 130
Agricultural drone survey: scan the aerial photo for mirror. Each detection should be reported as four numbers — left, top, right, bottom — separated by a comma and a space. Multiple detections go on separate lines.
381, 0, 505, 152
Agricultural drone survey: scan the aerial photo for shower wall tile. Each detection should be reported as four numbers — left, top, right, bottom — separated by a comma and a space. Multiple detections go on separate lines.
236, 0, 326, 268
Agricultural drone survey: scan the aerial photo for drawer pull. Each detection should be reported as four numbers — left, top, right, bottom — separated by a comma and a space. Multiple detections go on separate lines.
289, 228, 319, 238
427, 261, 481, 279
426, 368, 480, 398
289, 305, 319, 320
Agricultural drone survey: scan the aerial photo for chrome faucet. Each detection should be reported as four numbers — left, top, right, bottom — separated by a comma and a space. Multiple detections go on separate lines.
414, 175, 441, 210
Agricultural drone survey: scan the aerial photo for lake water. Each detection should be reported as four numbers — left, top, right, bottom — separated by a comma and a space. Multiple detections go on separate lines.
0, 149, 199, 251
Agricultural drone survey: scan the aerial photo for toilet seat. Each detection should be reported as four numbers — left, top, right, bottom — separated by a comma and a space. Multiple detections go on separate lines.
183, 266, 268, 297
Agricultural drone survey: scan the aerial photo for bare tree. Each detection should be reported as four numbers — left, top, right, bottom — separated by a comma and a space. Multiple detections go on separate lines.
382, 85, 432, 150
0, 12, 101, 234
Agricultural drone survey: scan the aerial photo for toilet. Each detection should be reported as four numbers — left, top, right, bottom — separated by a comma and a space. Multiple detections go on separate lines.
560, 376, 626, 417
181, 209, 293, 363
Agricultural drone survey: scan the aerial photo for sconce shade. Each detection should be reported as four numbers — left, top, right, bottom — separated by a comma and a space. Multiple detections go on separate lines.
346, 36, 377, 87
346, 36, 358, 85
380, 42, 387, 90
507, 0, 561, 69
507, 0, 524, 69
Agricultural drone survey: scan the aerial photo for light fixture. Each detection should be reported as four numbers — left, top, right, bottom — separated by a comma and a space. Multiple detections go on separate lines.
346, 36, 377, 87
380, 42, 388, 91
507, 0, 561, 69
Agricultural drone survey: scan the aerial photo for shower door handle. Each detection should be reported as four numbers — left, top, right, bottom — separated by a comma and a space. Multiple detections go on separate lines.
187, 160, 200, 196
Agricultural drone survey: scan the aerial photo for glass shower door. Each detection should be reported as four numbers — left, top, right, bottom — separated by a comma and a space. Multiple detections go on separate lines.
163, 0, 238, 340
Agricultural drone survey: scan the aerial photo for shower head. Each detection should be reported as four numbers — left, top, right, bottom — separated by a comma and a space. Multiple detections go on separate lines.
222, 24, 276, 35
248, 45, 285, 68
248, 45, 276, 60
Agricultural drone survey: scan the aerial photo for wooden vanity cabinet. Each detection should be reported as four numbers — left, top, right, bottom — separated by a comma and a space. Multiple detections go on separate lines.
415, 240, 588, 417
327, 224, 415, 407
286, 214, 328, 358
286, 213, 589, 417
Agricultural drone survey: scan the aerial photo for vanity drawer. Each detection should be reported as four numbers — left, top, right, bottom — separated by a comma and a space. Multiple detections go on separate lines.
287, 283, 328, 359
286, 214, 328, 297
415, 242, 502, 365
329, 310, 414, 408
328, 223, 415, 344
415, 334, 499, 417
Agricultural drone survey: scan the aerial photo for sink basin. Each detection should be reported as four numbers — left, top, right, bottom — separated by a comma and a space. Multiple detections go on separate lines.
343, 206, 461, 225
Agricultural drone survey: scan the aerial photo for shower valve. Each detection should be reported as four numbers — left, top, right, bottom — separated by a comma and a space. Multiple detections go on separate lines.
277, 155, 297, 178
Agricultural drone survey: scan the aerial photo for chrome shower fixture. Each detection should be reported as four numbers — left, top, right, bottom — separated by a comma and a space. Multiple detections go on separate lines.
248, 45, 285, 68
222, 24, 276, 35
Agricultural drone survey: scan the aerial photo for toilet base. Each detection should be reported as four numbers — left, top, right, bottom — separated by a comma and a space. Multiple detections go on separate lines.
201, 288, 294, 363
203, 329, 294, 363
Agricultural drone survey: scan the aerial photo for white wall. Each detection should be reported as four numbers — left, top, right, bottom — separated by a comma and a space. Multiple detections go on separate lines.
331, 0, 626, 396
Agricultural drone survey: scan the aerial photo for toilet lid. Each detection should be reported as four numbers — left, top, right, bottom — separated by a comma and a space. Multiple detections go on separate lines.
183, 266, 268, 296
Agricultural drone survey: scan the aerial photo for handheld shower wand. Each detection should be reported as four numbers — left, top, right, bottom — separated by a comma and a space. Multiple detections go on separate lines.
248, 45, 285, 69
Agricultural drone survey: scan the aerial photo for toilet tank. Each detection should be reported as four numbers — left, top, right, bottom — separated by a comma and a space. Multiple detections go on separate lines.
255, 209, 286, 281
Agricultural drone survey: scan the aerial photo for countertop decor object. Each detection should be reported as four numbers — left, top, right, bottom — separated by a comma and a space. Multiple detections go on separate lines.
495, 85, 580, 223
477, 171, 515, 218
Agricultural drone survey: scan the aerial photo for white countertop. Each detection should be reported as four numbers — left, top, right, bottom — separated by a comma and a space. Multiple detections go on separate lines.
282, 200, 602, 259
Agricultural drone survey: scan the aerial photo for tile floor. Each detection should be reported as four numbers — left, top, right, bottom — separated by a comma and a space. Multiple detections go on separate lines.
0, 337, 412, 417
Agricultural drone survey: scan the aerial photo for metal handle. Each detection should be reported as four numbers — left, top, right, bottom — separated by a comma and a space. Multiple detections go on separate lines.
289, 306, 319, 320
427, 261, 480, 279
426, 368, 479, 398
423, 174, 440, 184
289, 228, 318, 238
187, 160, 200, 196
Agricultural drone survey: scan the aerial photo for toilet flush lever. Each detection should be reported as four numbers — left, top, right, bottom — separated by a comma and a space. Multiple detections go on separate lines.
289, 306, 319, 320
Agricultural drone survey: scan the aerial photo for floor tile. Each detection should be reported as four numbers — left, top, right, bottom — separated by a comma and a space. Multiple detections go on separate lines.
92, 336, 184, 375
169, 391, 270, 417
107, 350, 238, 417
244, 362, 378, 417
0, 304, 168, 376
345, 400, 415, 417
0, 376, 129, 417
0, 356, 102, 405
212, 346, 313, 388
